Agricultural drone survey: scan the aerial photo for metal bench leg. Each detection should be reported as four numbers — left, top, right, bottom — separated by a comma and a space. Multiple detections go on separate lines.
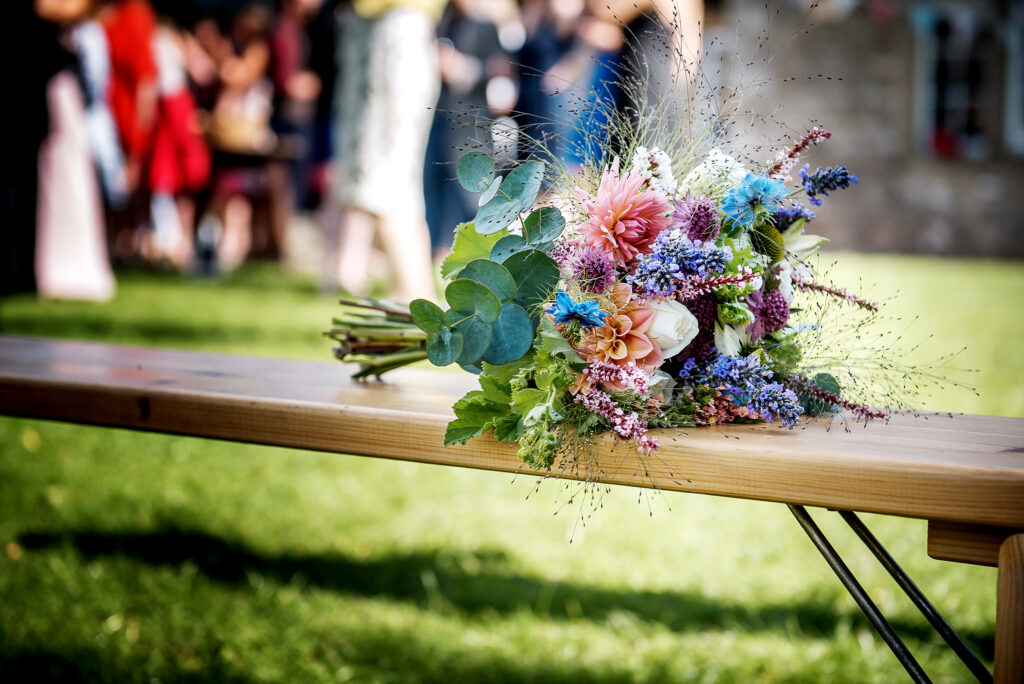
788, 504, 931, 683
838, 510, 991, 683
996, 533, 1024, 684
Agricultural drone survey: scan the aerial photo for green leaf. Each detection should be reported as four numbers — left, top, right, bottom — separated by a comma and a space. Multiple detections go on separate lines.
521, 207, 565, 244
802, 372, 843, 415
481, 351, 535, 385
539, 316, 585, 364
751, 224, 785, 264
474, 161, 544, 235
458, 260, 517, 302
445, 279, 502, 324
489, 234, 528, 262
502, 249, 560, 317
453, 316, 492, 365
482, 302, 534, 365
510, 388, 549, 425
479, 372, 512, 405
440, 222, 507, 280
459, 362, 483, 375
477, 175, 503, 207
426, 329, 463, 366
718, 301, 753, 327
409, 299, 448, 333
492, 413, 524, 442
443, 389, 510, 446
456, 151, 495, 192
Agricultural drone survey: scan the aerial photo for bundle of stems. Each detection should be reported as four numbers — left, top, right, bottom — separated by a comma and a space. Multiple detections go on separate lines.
325, 296, 428, 379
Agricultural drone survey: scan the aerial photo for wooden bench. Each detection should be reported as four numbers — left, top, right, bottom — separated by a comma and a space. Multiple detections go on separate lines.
2, 334, 1022, 682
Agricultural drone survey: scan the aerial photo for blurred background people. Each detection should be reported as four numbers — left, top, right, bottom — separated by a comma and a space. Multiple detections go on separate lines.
329, 0, 445, 301
423, 0, 513, 259
34, 0, 117, 301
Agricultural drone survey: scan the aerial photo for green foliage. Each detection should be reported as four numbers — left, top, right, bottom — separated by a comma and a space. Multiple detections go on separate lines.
801, 372, 843, 416
456, 151, 496, 193
489, 234, 528, 262
501, 249, 560, 320
481, 303, 533, 365
539, 317, 585, 365
409, 299, 448, 333
751, 223, 785, 264
718, 302, 753, 327
453, 317, 492, 365
445, 279, 502, 324
521, 207, 565, 245
440, 222, 507, 280
458, 260, 517, 302
443, 390, 509, 445
474, 161, 544, 235
426, 329, 463, 366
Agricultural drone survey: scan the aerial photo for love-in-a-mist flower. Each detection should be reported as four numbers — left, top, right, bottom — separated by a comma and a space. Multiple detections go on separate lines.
545, 289, 607, 329
577, 158, 672, 267
721, 173, 788, 227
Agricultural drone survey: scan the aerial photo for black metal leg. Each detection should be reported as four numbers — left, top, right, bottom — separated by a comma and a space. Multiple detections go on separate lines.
788, 504, 931, 683
838, 510, 992, 684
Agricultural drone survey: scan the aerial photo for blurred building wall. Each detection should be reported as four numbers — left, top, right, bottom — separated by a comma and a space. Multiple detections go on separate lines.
706, 0, 1024, 257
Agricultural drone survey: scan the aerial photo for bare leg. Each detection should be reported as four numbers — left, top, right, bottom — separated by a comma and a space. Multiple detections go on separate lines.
218, 194, 253, 273
378, 212, 436, 302
334, 206, 376, 294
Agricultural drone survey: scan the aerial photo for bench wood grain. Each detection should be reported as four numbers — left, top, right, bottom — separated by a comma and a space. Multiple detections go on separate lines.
2, 335, 1022, 529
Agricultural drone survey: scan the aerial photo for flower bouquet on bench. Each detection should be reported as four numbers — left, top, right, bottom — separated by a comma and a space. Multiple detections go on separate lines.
327, 123, 890, 468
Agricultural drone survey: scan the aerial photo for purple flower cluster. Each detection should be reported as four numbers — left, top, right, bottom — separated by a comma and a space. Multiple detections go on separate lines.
627, 234, 732, 297
568, 244, 617, 294
773, 204, 816, 232
677, 353, 802, 427
751, 383, 803, 428
800, 164, 858, 206
746, 287, 790, 340
672, 195, 720, 241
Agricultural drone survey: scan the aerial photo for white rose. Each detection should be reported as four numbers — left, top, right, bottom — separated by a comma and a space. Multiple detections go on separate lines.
647, 299, 700, 358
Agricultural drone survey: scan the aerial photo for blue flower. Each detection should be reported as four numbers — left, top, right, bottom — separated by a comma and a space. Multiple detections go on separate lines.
721, 173, 789, 227
545, 290, 607, 329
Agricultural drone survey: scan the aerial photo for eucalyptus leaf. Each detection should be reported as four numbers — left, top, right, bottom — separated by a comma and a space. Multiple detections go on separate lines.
426, 329, 463, 366
454, 316, 493, 364
502, 249, 559, 317
445, 279, 501, 324
489, 234, 528, 261
458, 259, 517, 302
474, 160, 544, 235
409, 299, 448, 333
521, 207, 565, 244
477, 175, 503, 207
456, 151, 495, 192
482, 302, 533, 364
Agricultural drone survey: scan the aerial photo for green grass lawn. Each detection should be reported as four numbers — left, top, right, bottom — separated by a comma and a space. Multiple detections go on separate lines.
0, 254, 1020, 683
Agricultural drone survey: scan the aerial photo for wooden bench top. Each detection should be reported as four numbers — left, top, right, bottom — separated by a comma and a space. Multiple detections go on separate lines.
2, 335, 1022, 529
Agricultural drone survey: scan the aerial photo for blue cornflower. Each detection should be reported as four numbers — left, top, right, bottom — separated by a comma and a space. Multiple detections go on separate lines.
721, 174, 788, 227
800, 164, 858, 206
545, 290, 607, 329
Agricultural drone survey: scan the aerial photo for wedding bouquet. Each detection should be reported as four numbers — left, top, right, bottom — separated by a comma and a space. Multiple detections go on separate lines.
327, 126, 887, 469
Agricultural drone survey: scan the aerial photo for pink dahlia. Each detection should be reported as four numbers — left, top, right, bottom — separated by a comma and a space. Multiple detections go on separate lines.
577, 158, 672, 268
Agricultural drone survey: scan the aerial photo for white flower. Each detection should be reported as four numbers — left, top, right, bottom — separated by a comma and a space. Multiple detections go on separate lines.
647, 298, 700, 358
649, 369, 677, 394
678, 148, 748, 197
714, 323, 745, 357
631, 145, 678, 199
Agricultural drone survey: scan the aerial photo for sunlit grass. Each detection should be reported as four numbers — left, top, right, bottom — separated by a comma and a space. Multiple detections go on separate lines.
0, 254, 1017, 682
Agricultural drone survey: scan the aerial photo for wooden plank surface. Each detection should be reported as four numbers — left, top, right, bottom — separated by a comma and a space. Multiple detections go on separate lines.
2, 335, 1023, 528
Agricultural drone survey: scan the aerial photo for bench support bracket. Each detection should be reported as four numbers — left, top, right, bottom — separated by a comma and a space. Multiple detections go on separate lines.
789, 505, 995, 683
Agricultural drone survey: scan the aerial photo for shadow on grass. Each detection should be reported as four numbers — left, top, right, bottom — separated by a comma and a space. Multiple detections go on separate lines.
17, 527, 994, 659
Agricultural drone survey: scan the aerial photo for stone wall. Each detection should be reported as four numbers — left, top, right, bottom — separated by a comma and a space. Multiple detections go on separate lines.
703, 0, 1024, 257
